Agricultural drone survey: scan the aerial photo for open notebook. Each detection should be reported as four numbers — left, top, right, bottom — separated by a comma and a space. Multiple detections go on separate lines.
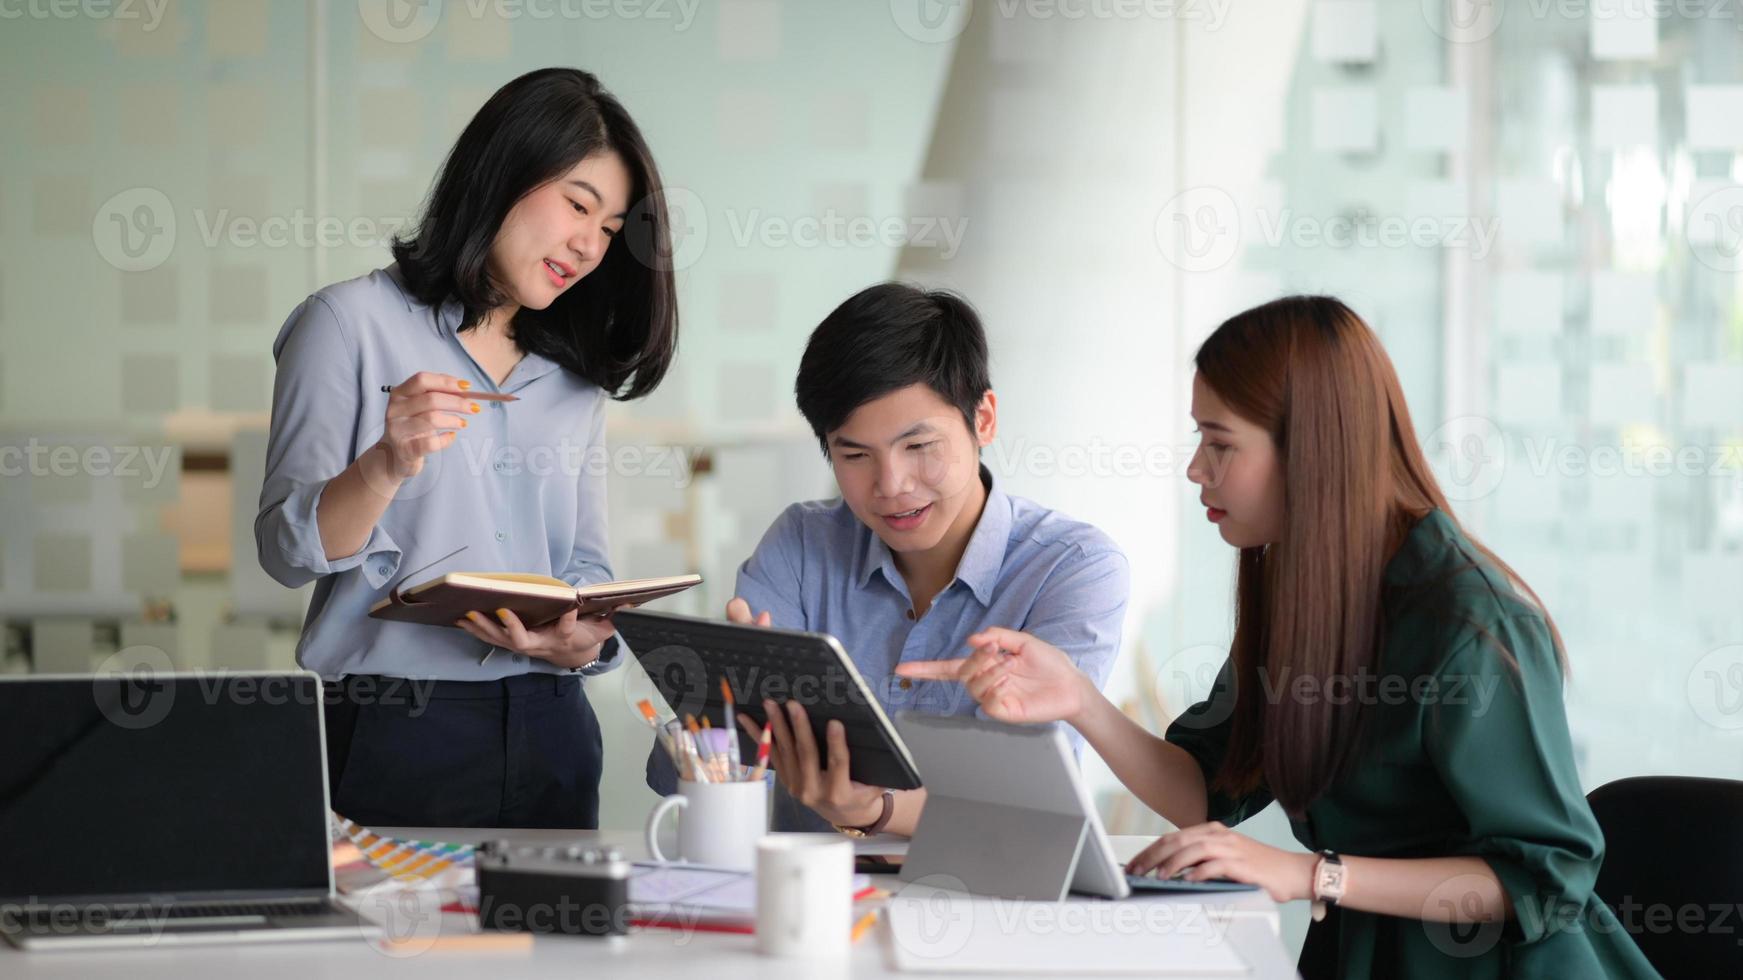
369, 572, 701, 629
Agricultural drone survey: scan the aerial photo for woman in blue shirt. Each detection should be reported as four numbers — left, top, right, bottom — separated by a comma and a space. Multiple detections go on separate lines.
257, 68, 678, 830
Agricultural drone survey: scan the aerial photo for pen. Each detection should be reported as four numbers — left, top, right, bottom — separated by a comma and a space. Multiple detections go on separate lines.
380, 384, 519, 402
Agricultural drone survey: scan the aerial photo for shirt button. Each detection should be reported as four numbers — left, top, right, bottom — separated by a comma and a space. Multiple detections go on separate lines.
493, 461, 506, 472
512, 654, 525, 665
495, 531, 506, 541
490, 401, 503, 410
899, 677, 913, 690
904, 608, 916, 621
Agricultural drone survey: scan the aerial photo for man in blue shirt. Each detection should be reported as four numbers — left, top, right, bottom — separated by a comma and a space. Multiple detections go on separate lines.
647, 283, 1129, 835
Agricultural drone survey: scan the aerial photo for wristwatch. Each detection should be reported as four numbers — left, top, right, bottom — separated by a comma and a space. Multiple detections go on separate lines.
1310, 850, 1346, 922
833, 790, 896, 839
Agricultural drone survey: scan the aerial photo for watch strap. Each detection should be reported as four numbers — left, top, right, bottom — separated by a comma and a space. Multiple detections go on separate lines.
844, 790, 896, 837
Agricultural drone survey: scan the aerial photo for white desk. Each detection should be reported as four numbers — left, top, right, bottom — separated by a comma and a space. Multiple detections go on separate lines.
4, 830, 1300, 980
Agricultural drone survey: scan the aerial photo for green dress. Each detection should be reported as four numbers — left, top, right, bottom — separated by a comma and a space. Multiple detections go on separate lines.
1166, 510, 1660, 979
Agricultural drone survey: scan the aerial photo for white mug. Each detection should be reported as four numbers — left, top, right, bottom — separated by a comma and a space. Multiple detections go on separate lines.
644, 778, 769, 871
755, 833, 854, 958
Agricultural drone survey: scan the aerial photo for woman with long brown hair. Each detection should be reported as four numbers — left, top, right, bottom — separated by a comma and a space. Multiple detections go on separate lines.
898, 296, 1656, 977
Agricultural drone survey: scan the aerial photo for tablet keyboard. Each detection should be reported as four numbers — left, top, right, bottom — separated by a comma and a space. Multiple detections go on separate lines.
1124, 873, 1261, 893
614, 610, 922, 790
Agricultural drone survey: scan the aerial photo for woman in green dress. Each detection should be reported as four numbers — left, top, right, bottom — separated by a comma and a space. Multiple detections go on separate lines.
898, 296, 1659, 978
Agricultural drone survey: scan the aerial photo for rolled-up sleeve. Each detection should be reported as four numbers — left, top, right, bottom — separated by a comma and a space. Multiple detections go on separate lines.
1163, 658, 1276, 826
1424, 615, 1605, 946
256, 295, 402, 590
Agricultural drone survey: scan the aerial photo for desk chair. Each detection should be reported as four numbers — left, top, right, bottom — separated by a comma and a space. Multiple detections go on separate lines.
1587, 775, 1743, 979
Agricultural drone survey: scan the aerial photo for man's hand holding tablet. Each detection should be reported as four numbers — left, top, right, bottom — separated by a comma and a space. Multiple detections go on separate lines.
721, 597, 907, 834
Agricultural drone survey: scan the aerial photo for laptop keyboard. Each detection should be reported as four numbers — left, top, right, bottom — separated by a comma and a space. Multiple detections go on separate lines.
11, 900, 331, 930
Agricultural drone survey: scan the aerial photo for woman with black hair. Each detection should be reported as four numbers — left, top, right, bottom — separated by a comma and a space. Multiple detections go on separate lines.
257, 68, 678, 830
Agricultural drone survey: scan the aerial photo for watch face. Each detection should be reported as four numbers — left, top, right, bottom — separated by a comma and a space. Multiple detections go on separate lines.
1321, 865, 1347, 894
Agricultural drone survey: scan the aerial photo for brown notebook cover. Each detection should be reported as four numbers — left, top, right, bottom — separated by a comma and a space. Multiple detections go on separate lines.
368, 572, 702, 630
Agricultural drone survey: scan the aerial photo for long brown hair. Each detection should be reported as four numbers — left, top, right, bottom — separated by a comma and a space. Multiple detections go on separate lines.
1195, 296, 1562, 816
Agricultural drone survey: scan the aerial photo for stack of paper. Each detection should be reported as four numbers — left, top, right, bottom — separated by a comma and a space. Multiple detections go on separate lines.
628, 863, 871, 931
886, 889, 1251, 975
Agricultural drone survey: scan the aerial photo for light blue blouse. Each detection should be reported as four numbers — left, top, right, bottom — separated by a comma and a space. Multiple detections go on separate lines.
256, 265, 623, 681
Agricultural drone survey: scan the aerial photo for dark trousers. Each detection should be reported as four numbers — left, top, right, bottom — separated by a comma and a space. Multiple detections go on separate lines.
323, 673, 603, 830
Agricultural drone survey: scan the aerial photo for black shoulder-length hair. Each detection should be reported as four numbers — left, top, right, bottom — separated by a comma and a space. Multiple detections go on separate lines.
391, 67, 677, 400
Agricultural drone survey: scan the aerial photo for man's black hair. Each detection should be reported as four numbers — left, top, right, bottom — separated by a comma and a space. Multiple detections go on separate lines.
794, 283, 991, 455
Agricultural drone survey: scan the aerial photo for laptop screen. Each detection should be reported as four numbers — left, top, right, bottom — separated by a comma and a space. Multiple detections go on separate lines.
0, 673, 332, 902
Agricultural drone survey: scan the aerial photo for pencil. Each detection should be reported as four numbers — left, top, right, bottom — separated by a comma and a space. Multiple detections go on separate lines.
377, 931, 534, 953
749, 726, 772, 781
851, 910, 879, 944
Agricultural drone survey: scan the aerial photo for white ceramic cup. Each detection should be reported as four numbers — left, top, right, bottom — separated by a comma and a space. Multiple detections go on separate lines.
755, 833, 854, 958
644, 778, 769, 871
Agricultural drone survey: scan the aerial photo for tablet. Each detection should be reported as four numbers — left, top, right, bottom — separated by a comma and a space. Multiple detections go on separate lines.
895, 713, 1259, 901
895, 711, 1128, 899
613, 610, 922, 791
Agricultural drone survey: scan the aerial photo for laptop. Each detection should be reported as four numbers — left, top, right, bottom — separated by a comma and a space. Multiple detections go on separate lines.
0, 672, 380, 950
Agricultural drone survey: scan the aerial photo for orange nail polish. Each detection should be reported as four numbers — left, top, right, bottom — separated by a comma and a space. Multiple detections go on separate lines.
470, 403, 481, 413
458, 380, 472, 390
496, 608, 511, 621
460, 419, 468, 428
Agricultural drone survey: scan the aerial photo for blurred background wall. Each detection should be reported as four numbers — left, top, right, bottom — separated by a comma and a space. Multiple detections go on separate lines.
4, 0, 1741, 957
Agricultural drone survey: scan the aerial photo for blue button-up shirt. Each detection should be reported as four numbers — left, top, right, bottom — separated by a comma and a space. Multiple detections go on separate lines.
256, 265, 622, 681
648, 466, 1129, 830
